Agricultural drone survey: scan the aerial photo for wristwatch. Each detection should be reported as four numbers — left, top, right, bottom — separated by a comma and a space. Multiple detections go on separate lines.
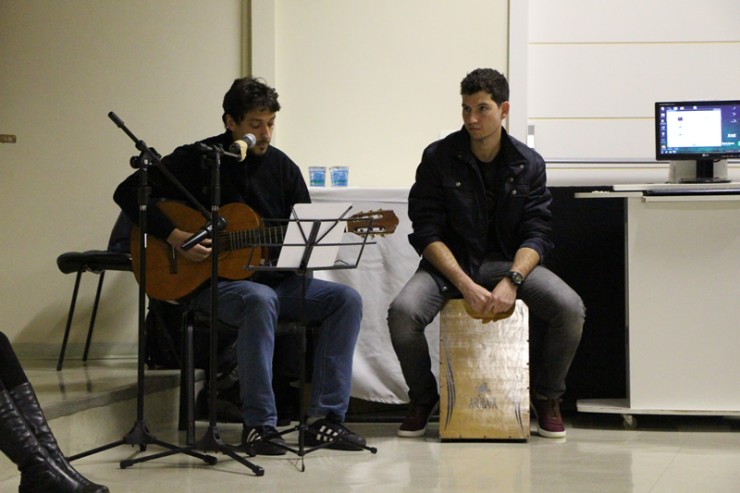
506, 271, 524, 287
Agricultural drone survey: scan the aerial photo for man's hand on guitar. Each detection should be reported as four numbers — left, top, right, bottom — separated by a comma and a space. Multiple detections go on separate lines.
167, 228, 211, 262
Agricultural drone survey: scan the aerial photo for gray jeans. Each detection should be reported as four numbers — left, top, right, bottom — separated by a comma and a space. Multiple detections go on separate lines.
387, 261, 585, 405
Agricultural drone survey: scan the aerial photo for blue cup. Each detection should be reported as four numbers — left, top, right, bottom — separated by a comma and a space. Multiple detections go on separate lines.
309, 166, 326, 187
330, 166, 349, 187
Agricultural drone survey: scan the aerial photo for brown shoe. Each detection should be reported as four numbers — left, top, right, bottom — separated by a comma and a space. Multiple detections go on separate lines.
397, 401, 438, 438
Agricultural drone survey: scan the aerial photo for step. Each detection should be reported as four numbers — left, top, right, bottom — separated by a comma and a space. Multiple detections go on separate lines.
0, 359, 198, 481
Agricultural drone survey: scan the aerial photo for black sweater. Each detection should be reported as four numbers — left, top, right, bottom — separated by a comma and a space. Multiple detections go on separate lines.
113, 131, 310, 242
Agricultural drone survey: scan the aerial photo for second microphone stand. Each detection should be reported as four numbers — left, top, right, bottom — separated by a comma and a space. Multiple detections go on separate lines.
118, 140, 264, 475
69, 113, 217, 469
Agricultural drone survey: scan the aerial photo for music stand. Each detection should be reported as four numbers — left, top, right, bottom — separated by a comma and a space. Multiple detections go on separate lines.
68, 112, 217, 469
243, 202, 379, 471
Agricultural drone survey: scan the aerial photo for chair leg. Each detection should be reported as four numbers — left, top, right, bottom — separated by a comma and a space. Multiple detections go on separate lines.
178, 311, 195, 445
56, 270, 83, 371
82, 271, 106, 362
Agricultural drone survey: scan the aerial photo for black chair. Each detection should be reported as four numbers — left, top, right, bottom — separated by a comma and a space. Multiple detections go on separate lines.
173, 302, 314, 446
56, 212, 133, 371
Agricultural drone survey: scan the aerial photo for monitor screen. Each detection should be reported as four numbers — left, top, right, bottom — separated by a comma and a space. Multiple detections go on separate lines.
655, 100, 740, 162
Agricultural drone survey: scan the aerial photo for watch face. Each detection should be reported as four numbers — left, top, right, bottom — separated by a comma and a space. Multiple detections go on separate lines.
509, 271, 523, 285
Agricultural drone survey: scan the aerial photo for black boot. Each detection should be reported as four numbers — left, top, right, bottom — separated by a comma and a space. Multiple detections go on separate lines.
9, 383, 109, 493
0, 389, 97, 493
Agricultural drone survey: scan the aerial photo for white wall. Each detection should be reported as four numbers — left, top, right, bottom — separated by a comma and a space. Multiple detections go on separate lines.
518, 0, 740, 185
0, 0, 243, 356
251, 0, 510, 188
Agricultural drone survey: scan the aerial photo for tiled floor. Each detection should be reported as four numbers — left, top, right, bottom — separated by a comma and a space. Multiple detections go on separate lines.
1, 361, 739, 492
3, 418, 738, 493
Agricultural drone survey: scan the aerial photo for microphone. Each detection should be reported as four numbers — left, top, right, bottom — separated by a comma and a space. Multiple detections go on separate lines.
228, 134, 257, 162
180, 217, 228, 251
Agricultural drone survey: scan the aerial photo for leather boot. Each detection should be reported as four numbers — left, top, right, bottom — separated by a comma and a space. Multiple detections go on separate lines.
0, 389, 97, 493
9, 383, 109, 493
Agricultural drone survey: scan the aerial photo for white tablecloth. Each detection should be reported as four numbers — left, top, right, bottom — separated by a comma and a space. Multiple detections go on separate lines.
310, 187, 440, 404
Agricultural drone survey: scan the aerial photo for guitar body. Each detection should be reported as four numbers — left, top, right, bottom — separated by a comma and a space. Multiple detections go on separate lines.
129, 200, 398, 300
130, 201, 264, 300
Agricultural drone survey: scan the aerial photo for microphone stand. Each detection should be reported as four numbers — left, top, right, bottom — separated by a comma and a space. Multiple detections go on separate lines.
69, 113, 216, 468
97, 113, 263, 475
183, 145, 265, 475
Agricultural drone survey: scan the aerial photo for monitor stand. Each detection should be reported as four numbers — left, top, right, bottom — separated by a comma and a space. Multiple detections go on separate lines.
670, 159, 731, 184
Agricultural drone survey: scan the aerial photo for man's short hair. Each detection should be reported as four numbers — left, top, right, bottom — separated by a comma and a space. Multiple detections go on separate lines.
222, 77, 281, 124
460, 68, 509, 106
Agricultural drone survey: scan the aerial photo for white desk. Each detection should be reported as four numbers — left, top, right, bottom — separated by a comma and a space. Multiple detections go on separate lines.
576, 189, 740, 421
310, 187, 437, 404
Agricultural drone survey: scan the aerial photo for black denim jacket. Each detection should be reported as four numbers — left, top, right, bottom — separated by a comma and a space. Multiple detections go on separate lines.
407, 126, 554, 292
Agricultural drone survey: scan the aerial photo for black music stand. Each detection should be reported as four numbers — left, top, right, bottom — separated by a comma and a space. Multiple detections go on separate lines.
243, 203, 379, 471
68, 113, 217, 469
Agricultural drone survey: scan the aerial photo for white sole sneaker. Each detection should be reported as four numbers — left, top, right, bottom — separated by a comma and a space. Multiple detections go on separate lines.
397, 426, 427, 438
537, 425, 566, 439
397, 402, 439, 438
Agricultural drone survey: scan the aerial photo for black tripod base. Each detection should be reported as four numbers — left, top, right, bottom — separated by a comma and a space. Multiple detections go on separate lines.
193, 425, 265, 476
67, 420, 217, 469
271, 423, 378, 472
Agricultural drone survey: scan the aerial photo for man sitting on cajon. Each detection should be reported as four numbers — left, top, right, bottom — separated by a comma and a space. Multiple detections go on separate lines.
387, 68, 585, 439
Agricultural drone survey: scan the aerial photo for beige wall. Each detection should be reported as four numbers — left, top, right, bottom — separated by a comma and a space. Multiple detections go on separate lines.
1, 0, 510, 356
252, 0, 510, 188
3, 0, 737, 355
0, 0, 242, 356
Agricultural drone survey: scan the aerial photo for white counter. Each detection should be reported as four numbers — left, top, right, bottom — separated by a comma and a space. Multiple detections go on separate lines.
576, 190, 740, 417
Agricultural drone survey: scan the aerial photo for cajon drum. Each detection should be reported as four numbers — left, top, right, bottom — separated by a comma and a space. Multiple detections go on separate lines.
439, 299, 529, 440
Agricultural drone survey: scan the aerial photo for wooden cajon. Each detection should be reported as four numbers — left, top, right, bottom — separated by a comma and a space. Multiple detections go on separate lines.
439, 299, 529, 440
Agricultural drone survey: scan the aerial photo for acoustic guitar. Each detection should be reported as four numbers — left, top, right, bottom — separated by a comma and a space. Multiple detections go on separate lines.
131, 201, 398, 300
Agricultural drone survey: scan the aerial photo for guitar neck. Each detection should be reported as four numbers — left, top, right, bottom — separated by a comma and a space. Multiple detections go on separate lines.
223, 224, 287, 251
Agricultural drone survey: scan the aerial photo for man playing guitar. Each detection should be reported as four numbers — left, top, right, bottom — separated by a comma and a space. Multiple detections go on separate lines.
114, 77, 367, 455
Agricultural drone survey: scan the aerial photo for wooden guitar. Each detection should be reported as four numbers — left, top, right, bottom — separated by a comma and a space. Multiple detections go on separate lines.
130, 201, 399, 300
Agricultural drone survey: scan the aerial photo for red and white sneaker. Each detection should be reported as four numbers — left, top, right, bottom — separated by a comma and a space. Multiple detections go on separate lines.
532, 397, 566, 438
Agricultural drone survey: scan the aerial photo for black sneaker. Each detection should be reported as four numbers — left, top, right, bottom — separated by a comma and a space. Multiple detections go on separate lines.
398, 400, 438, 438
304, 416, 367, 451
241, 425, 288, 456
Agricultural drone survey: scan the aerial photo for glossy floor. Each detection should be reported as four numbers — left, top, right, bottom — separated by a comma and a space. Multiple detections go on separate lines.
1, 360, 738, 492
2, 415, 739, 492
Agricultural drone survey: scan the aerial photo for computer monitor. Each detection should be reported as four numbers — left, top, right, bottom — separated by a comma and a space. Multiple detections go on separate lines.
655, 99, 740, 183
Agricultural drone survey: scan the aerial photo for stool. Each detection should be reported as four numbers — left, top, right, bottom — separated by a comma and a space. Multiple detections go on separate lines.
439, 299, 530, 440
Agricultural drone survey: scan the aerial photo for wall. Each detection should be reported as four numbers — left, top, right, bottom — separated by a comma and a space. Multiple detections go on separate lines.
0, 0, 243, 356
517, 0, 740, 185
2, 0, 738, 357
251, 0, 510, 188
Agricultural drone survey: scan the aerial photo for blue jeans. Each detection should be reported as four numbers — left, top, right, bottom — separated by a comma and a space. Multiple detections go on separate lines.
193, 275, 362, 427
388, 261, 585, 405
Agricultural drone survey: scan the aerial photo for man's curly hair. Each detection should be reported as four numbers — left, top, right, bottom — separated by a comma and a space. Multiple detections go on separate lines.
460, 68, 509, 105
222, 77, 281, 124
